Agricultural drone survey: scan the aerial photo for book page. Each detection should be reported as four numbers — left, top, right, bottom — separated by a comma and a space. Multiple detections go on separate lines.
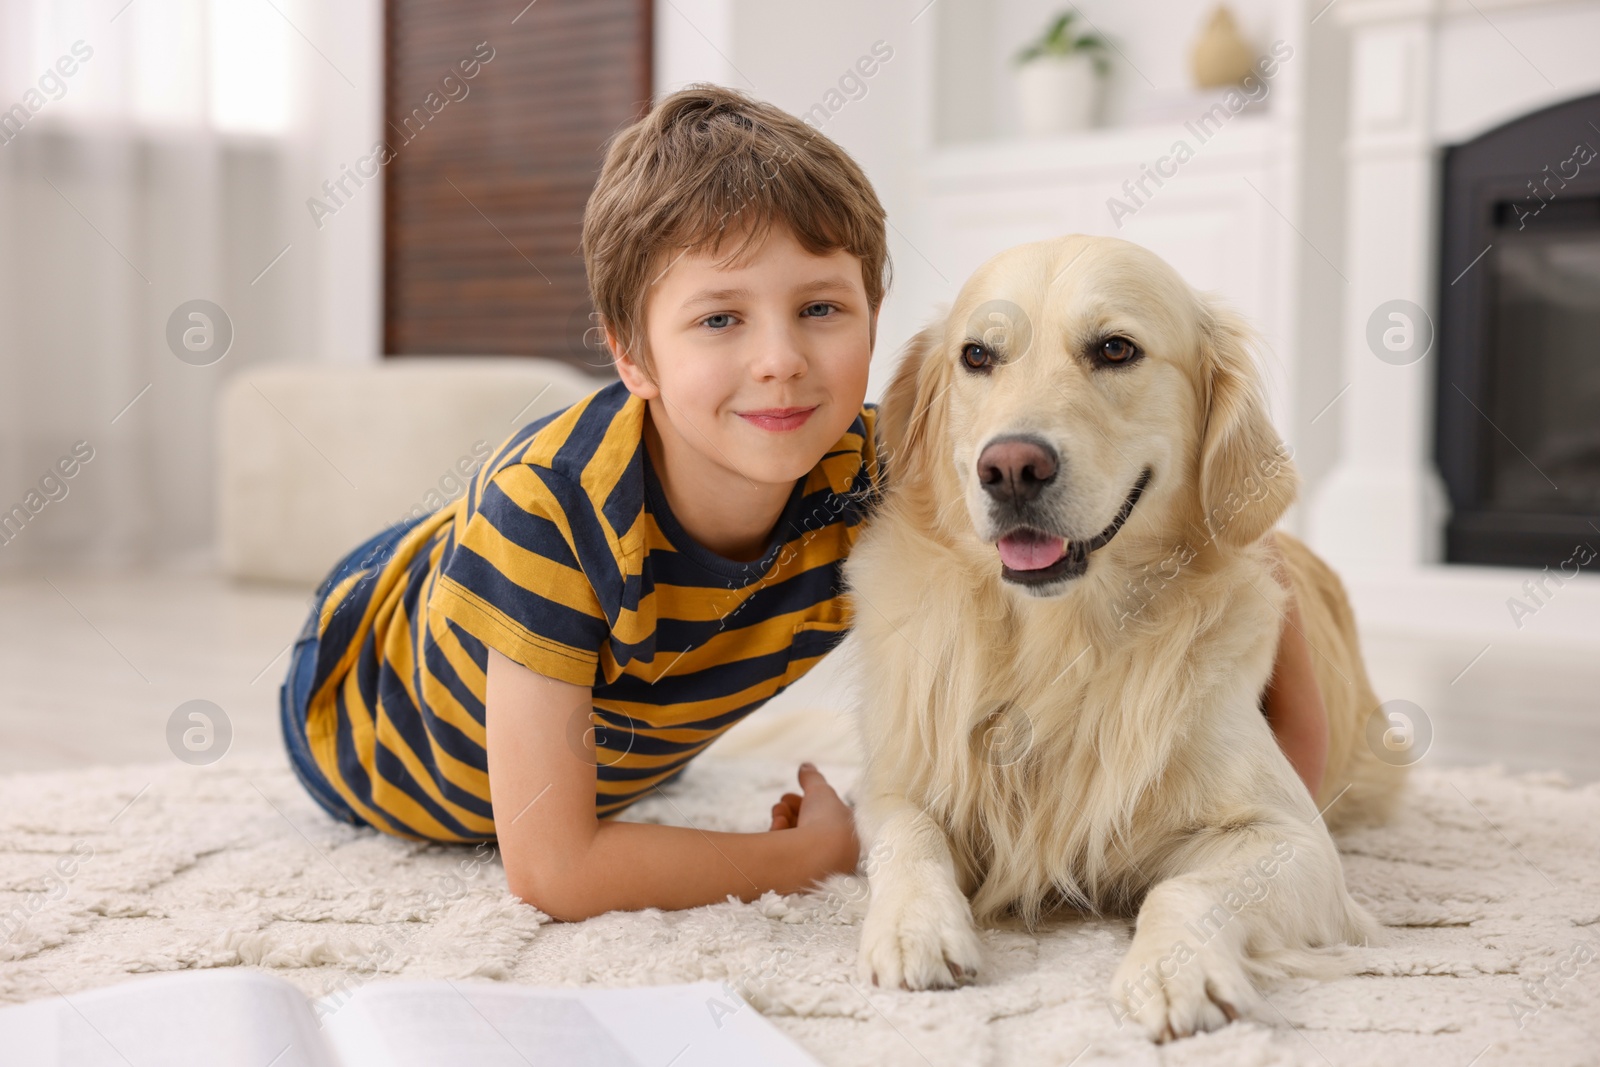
319, 980, 819, 1067
0, 969, 336, 1067
319, 982, 638, 1067
576, 983, 821, 1067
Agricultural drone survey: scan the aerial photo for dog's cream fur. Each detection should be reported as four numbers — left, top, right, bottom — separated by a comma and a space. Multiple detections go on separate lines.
844, 235, 1405, 1041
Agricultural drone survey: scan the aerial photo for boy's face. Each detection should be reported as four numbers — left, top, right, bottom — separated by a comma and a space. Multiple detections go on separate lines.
613, 222, 876, 489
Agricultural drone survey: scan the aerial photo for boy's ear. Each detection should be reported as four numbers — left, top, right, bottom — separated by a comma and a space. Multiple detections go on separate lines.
606, 326, 659, 399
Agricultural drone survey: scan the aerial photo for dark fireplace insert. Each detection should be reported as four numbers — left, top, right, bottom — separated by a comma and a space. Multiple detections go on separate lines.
1437, 91, 1600, 567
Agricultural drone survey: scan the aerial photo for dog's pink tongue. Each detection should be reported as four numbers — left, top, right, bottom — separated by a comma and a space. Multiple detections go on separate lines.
997, 531, 1067, 571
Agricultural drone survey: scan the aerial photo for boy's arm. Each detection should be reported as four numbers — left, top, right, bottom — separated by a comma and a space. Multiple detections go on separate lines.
1260, 532, 1328, 798
485, 648, 859, 920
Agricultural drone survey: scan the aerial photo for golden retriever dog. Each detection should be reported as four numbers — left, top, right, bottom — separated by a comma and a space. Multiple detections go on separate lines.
844, 234, 1405, 1041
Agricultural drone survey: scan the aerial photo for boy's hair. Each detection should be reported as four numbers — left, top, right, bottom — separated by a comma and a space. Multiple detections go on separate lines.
581, 83, 891, 379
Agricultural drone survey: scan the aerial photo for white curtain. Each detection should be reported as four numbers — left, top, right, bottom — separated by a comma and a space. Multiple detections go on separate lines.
0, 0, 382, 573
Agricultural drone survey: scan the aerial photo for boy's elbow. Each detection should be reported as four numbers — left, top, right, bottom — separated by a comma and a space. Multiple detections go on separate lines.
506, 865, 607, 922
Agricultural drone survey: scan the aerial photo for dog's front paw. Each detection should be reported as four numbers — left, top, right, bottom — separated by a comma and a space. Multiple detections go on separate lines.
857, 880, 982, 991
1108, 937, 1262, 1042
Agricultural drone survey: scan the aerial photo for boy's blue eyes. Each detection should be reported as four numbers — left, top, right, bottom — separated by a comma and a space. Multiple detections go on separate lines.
699, 303, 838, 330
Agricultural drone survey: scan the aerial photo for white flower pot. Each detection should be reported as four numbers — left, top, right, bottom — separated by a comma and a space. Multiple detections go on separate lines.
1014, 54, 1100, 136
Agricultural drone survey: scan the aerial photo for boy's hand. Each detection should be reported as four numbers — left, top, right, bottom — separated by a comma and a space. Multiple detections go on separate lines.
769, 763, 860, 873
768, 762, 841, 829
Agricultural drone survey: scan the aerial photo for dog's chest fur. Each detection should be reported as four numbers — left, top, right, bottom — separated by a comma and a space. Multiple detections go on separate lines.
848, 528, 1286, 925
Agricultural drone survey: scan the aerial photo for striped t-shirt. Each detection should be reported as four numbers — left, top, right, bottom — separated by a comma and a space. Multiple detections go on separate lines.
299, 379, 885, 842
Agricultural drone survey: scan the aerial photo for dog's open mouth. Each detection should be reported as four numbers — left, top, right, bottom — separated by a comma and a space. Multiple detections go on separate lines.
995, 468, 1152, 585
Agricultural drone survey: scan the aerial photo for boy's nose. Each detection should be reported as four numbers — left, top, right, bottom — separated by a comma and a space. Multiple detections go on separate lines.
751, 333, 808, 379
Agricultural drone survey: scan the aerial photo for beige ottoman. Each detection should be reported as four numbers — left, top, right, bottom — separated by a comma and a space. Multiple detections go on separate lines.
217, 357, 604, 586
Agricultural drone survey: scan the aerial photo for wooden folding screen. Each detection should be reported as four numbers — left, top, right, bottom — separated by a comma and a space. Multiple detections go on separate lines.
383, 0, 652, 368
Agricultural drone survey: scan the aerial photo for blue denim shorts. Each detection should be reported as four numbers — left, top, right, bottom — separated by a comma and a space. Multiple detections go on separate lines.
279, 514, 430, 828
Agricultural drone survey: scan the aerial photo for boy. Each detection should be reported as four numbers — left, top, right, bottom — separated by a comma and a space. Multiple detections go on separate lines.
279, 84, 1327, 921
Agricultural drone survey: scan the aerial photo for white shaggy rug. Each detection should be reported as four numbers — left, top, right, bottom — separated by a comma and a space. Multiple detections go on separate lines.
4, 744, 1600, 1066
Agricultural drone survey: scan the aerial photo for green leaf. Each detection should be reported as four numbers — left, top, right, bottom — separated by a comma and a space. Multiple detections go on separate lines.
1016, 8, 1114, 65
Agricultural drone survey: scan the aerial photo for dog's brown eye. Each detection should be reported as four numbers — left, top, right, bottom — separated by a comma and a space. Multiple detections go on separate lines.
1099, 337, 1140, 364
961, 343, 992, 371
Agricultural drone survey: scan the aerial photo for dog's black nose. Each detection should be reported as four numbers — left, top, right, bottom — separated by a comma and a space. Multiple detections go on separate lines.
977, 436, 1058, 504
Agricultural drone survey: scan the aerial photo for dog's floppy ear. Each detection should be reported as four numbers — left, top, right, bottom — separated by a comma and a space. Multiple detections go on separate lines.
1195, 297, 1298, 547
878, 321, 948, 492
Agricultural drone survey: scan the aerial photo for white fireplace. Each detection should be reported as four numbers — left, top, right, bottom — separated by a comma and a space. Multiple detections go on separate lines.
1307, 0, 1600, 643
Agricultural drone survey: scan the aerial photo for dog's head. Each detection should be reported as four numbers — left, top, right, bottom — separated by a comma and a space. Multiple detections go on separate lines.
879, 235, 1297, 599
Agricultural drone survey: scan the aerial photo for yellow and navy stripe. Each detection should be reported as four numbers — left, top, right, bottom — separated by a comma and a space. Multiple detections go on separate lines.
293, 379, 884, 841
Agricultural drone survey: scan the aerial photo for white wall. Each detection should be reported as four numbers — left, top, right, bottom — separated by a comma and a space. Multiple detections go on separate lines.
654, 0, 737, 93
304, 0, 386, 370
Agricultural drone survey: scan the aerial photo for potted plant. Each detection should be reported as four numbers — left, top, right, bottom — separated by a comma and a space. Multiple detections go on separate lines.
1012, 11, 1111, 136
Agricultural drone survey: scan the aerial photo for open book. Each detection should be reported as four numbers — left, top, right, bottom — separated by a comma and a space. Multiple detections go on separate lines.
2, 969, 820, 1066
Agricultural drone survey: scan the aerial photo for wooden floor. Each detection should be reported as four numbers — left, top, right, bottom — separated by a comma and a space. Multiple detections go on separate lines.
1, 567, 1596, 783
